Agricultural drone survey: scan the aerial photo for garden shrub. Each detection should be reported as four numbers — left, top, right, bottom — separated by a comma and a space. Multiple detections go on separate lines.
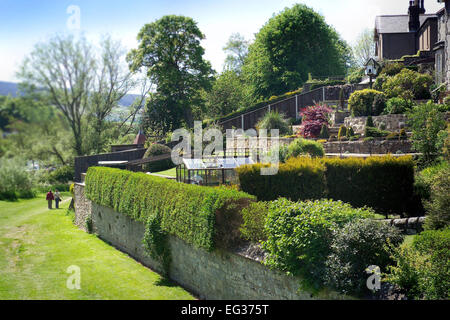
346, 126, 355, 138
300, 104, 332, 138
323, 156, 415, 216
285, 138, 325, 160
348, 89, 386, 116
319, 124, 329, 139
384, 97, 413, 115
238, 156, 415, 216
337, 125, 347, 140
372, 93, 387, 116
256, 111, 292, 136
46, 165, 74, 184
143, 143, 175, 173
387, 228, 450, 300
382, 69, 433, 100
240, 201, 269, 243
263, 198, 374, 291
85, 167, 255, 251
236, 157, 326, 202
364, 126, 390, 138
423, 165, 450, 230
0, 157, 34, 200
325, 219, 403, 296
379, 62, 405, 77
366, 115, 374, 128
347, 68, 365, 84
407, 102, 447, 165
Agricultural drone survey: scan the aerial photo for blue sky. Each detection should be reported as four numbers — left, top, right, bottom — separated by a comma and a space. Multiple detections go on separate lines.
0, 0, 445, 82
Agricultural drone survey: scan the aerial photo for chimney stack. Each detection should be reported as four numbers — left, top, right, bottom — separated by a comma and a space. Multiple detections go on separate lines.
409, 0, 424, 32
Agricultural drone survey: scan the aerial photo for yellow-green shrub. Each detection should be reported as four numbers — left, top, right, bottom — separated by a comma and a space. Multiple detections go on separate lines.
236, 157, 327, 202
237, 156, 415, 216
85, 167, 255, 251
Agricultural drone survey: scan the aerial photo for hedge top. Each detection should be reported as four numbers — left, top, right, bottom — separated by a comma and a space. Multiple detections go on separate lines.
85, 166, 255, 251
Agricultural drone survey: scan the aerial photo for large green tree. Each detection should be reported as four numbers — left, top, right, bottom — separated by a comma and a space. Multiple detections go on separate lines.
242, 4, 352, 99
204, 70, 254, 118
128, 15, 214, 134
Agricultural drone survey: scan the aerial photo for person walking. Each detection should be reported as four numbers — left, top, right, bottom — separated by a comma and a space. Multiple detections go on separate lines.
54, 189, 62, 209
46, 190, 54, 209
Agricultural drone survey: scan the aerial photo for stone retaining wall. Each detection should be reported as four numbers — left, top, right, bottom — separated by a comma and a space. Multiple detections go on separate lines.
74, 184, 346, 300
323, 140, 413, 154
382, 217, 426, 235
344, 114, 409, 135
74, 183, 91, 232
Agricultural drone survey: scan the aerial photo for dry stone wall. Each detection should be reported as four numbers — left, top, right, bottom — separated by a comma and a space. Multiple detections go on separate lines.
344, 114, 409, 135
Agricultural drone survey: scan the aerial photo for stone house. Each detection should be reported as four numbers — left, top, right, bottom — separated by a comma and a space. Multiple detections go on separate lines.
434, 0, 450, 89
375, 0, 450, 89
375, 0, 437, 60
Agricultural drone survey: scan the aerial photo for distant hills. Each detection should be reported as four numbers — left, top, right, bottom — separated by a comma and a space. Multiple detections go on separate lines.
0, 81, 20, 97
0, 81, 141, 107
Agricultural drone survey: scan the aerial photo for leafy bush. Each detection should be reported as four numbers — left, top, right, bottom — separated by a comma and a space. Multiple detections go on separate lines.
319, 124, 329, 139
379, 63, 405, 77
285, 138, 325, 160
300, 104, 332, 138
85, 167, 255, 251
323, 156, 415, 216
407, 102, 447, 165
346, 126, 355, 138
0, 157, 34, 200
372, 93, 387, 116
337, 125, 347, 140
382, 69, 433, 100
46, 165, 74, 184
423, 165, 450, 230
348, 89, 386, 116
238, 156, 415, 216
236, 157, 326, 202
263, 198, 374, 290
240, 201, 269, 242
384, 97, 413, 115
364, 126, 390, 138
256, 111, 292, 136
143, 143, 175, 173
325, 219, 403, 296
366, 115, 374, 128
347, 68, 365, 84
387, 228, 450, 300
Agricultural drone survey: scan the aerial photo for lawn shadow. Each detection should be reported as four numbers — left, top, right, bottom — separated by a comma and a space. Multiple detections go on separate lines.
155, 276, 178, 288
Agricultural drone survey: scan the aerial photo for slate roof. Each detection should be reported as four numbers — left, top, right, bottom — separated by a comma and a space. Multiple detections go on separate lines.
375, 14, 437, 34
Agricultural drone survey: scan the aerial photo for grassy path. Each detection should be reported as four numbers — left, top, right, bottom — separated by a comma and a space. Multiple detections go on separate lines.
0, 194, 194, 300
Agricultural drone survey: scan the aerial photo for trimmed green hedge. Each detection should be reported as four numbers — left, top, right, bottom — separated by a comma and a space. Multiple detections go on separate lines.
85, 167, 255, 251
236, 157, 327, 202
237, 156, 415, 216
323, 156, 415, 215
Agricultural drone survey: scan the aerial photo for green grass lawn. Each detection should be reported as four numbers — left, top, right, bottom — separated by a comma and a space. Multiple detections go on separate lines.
154, 167, 177, 177
0, 193, 194, 300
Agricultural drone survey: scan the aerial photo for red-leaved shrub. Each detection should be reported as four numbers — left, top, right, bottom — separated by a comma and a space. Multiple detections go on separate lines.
300, 104, 332, 138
